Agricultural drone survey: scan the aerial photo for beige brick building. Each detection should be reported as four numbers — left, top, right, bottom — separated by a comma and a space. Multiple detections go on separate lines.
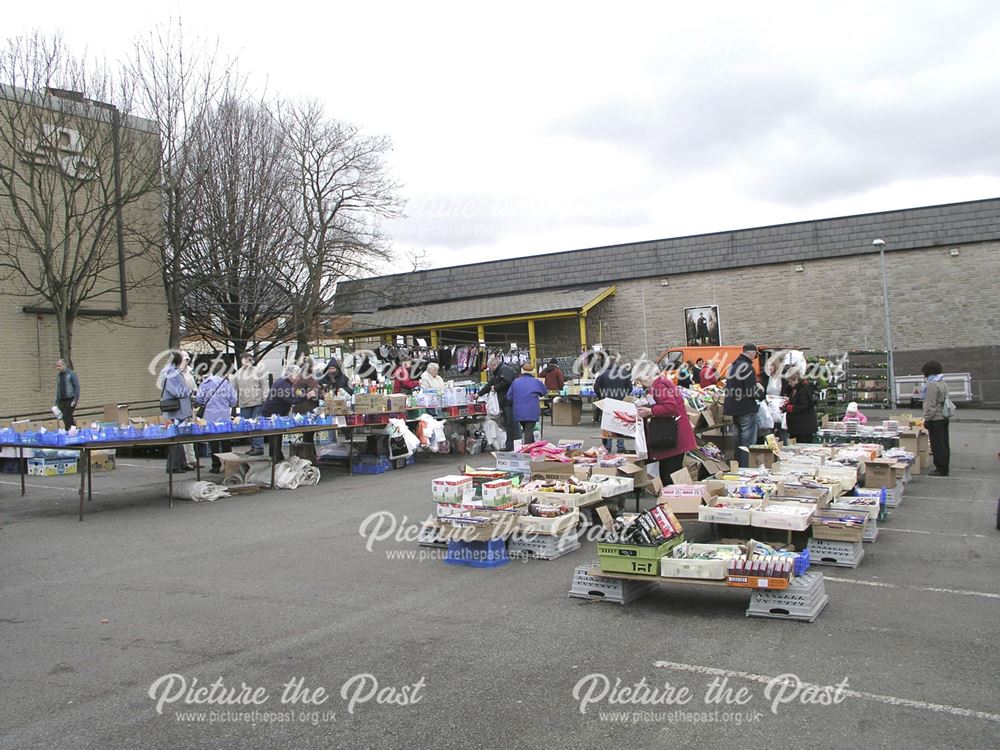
336, 199, 1000, 405
0, 87, 169, 419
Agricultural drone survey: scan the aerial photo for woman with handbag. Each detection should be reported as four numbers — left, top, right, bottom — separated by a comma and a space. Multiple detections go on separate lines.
921, 360, 952, 476
195, 361, 239, 473
635, 366, 696, 485
160, 351, 193, 474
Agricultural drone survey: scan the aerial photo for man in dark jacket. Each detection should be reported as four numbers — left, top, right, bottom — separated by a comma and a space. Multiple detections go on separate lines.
321, 358, 351, 394
594, 356, 633, 452
723, 344, 760, 467
54, 359, 80, 429
479, 355, 520, 451
262, 366, 311, 460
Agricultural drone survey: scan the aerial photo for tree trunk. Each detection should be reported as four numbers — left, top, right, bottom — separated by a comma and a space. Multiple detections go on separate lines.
295, 333, 311, 361
55, 309, 74, 370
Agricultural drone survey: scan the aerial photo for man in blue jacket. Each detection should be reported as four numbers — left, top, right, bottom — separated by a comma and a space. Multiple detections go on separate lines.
722, 344, 760, 467
54, 359, 80, 429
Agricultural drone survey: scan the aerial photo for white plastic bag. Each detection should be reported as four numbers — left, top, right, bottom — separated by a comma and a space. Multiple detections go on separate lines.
757, 400, 774, 430
485, 390, 501, 417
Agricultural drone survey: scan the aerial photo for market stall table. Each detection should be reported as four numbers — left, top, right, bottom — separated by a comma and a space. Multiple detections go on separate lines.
0, 422, 342, 521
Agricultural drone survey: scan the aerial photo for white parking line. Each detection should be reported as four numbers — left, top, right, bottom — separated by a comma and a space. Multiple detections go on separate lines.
824, 575, 1000, 600
654, 661, 1000, 723
900, 495, 993, 503
878, 527, 991, 539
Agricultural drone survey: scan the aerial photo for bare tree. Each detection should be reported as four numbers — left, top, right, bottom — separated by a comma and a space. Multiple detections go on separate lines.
0, 33, 160, 368
275, 100, 402, 359
127, 20, 238, 349
181, 97, 296, 357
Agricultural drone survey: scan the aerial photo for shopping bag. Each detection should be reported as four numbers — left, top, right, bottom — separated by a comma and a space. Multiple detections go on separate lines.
757, 400, 774, 430
486, 391, 501, 417
645, 416, 678, 450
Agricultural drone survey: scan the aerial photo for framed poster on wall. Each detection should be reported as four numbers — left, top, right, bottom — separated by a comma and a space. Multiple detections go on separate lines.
684, 305, 721, 347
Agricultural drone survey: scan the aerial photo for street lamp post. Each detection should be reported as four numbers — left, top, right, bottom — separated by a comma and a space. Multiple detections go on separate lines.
872, 239, 896, 408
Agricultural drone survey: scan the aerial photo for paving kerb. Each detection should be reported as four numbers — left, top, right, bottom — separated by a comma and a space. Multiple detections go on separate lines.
0, 421, 997, 749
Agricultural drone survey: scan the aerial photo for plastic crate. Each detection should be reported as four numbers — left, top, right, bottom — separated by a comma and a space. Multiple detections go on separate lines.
794, 549, 811, 576
352, 456, 391, 474
807, 538, 865, 568
444, 538, 509, 568
597, 535, 684, 576
746, 571, 828, 622
568, 562, 657, 604
508, 530, 581, 560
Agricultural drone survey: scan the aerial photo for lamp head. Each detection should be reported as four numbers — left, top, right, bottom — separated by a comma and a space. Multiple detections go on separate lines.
872, 239, 885, 248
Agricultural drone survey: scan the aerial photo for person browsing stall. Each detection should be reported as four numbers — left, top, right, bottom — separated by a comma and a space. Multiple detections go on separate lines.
594, 355, 633, 453
542, 358, 565, 392
507, 363, 548, 444
478, 355, 520, 452
921, 360, 951, 476
233, 353, 269, 455
54, 358, 80, 429
635, 364, 696, 484
781, 370, 818, 444
723, 344, 761, 467
159, 351, 193, 474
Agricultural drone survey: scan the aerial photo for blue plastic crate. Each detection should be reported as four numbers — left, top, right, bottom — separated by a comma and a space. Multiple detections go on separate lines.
351, 461, 391, 474
444, 538, 509, 568
354, 454, 390, 467
794, 549, 811, 576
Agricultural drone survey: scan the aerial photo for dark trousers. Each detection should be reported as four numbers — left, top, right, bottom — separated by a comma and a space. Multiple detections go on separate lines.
166, 444, 186, 473
58, 398, 76, 429
658, 454, 685, 486
790, 433, 814, 444
926, 418, 950, 474
520, 421, 537, 444
269, 435, 285, 462
502, 405, 521, 451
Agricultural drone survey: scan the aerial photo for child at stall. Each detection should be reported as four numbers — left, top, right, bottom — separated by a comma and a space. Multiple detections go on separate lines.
843, 401, 868, 424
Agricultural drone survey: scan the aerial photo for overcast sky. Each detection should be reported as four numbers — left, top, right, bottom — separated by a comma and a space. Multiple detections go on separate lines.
8, 1, 1000, 272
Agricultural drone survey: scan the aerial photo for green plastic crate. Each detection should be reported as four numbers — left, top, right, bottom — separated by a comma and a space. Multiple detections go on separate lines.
597, 535, 685, 576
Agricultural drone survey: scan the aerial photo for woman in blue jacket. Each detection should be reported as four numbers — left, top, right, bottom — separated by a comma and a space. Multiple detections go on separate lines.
506, 363, 548, 444
160, 351, 193, 474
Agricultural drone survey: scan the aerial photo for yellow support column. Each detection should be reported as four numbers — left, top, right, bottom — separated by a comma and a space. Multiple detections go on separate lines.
527, 319, 537, 368
478, 324, 487, 383
578, 314, 587, 352
430, 329, 438, 349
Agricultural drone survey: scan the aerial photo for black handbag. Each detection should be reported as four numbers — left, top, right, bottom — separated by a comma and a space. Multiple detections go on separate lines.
645, 416, 678, 450
195, 379, 225, 420
160, 397, 181, 413
160, 380, 182, 413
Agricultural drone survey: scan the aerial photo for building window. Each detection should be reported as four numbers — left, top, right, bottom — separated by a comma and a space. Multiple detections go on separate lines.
322, 318, 332, 334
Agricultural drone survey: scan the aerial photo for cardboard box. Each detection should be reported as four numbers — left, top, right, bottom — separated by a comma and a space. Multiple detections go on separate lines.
811, 509, 868, 543
863, 459, 903, 489
388, 394, 409, 412
213, 451, 270, 480
660, 482, 713, 514
552, 400, 582, 426
898, 428, 929, 475
482, 479, 513, 506
750, 500, 816, 531
90, 449, 116, 472
432, 475, 475, 502
494, 451, 532, 475
684, 452, 730, 480
328, 398, 352, 416
103, 403, 130, 425
771, 484, 832, 507
746, 445, 777, 469
353, 394, 387, 413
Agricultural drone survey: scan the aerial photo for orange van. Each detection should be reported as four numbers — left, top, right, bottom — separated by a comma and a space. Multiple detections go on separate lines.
655, 345, 800, 382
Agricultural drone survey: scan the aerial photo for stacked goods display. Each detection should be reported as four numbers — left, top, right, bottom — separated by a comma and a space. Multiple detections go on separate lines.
597, 505, 685, 576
